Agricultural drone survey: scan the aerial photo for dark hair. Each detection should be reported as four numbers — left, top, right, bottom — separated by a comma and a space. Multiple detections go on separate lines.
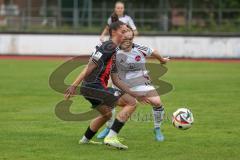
109, 21, 125, 37
111, 12, 119, 23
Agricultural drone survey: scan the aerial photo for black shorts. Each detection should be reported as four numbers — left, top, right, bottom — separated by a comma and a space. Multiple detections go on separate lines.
80, 82, 123, 108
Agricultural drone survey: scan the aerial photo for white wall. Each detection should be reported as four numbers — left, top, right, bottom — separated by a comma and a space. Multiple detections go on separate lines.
0, 34, 240, 58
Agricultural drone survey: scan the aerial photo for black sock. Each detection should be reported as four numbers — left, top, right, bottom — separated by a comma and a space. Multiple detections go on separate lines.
111, 118, 125, 133
153, 105, 164, 111
84, 126, 97, 140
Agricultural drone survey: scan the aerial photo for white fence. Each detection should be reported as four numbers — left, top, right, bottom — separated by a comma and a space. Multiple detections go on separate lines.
0, 34, 240, 58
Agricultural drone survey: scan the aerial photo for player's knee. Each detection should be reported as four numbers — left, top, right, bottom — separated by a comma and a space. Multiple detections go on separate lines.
102, 112, 112, 120
128, 98, 137, 108
151, 98, 162, 107
122, 95, 137, 107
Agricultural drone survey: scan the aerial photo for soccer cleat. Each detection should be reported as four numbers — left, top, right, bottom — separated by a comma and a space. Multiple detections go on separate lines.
104, 136, 128, 150
154, 127, 164, 142
79, 139, 102, 145
97, 128, 110, 139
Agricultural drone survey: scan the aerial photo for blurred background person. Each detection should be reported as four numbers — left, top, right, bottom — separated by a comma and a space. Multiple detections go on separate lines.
100, 1, 138, 42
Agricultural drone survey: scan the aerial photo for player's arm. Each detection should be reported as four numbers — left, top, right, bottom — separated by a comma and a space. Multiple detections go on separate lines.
71, 60, 97, 86
111, 73, 140, 97
110, 54, 139, 97
100, 26, 109, 42
135, 43, 169, 63
151, 50, 170, 64
64, 60, 97, 100
111, 73, 149, 103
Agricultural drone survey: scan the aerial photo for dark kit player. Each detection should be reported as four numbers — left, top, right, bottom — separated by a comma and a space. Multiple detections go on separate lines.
65, 21, 144, 149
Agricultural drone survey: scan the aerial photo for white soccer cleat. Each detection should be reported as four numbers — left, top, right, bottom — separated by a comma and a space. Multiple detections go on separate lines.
79, 139, 102, 145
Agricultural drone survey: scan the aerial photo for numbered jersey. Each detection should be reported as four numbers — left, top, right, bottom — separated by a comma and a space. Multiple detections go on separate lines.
113, 43, 154, 87
84, 40, 119, 88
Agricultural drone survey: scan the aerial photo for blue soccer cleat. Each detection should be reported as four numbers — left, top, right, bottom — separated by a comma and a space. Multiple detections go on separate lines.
97, 128, 110, 139
154, 127, 164, 142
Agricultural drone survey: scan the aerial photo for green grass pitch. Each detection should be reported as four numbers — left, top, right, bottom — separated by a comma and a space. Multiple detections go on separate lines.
0, 59, 239, 160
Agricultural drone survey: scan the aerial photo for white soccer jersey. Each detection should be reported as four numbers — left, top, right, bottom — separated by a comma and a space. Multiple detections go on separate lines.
107, 15, 137, 30
114, 43, 154, 88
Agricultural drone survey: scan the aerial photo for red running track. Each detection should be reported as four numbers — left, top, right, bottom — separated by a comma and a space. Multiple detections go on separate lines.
0, 55, 240, 63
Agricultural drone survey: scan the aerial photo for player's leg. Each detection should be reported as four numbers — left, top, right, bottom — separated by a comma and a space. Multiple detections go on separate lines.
97, 108, 116, 139
104, 94, 137, 149
79, 105, 112, 144
145, 89, 165, 141
97, 78, 117, 139
79, 84, 120, 144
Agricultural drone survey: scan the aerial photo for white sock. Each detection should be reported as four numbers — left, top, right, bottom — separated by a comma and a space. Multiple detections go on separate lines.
106, 108, 116, 128
106, 129, 117, 138
80, 136, 89, 143
152, 106, 165, 128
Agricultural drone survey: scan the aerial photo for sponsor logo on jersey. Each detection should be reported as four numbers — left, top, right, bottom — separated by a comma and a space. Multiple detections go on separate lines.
92, 51, 103, 61
135, 55, 141, 61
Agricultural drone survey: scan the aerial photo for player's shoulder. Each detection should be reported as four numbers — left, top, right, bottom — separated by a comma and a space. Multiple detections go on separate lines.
123, 14, 132, 20
133, 43, 149, 52
98, 40, 118, 54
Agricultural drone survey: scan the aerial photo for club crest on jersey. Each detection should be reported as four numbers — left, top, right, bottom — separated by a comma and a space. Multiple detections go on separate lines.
135, 55, 141, 62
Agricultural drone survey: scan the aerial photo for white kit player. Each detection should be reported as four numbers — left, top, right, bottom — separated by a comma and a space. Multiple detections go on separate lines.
97, 27, 170, 141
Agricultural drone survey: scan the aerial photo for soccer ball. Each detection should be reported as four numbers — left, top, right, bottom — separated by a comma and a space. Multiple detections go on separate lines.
172, 108, 194, 130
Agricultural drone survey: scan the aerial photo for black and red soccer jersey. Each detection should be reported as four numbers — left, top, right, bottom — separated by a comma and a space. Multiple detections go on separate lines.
84, 40, 119, 88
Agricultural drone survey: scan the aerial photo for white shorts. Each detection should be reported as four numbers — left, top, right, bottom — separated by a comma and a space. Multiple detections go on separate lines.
112, 83, 155, 96
130, 84, 155, 92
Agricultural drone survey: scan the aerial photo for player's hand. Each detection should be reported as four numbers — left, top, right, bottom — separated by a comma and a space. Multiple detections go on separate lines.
64, 85, 77, 100
160, 57, 170, 64
137, 96, 150, 104
130, 91, 150, 104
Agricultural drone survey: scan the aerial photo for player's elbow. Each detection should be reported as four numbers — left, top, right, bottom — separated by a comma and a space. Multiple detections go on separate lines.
151, 50, 160, 57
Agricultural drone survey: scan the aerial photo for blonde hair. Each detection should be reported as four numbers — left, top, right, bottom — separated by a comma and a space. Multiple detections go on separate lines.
115, 1, 125, 8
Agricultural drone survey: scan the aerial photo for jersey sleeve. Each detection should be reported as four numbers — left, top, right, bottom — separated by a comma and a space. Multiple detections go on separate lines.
91, 42, 117, 66
134, 43, 154, 57
91, 47, 108, 66
127, 16, 137, 31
